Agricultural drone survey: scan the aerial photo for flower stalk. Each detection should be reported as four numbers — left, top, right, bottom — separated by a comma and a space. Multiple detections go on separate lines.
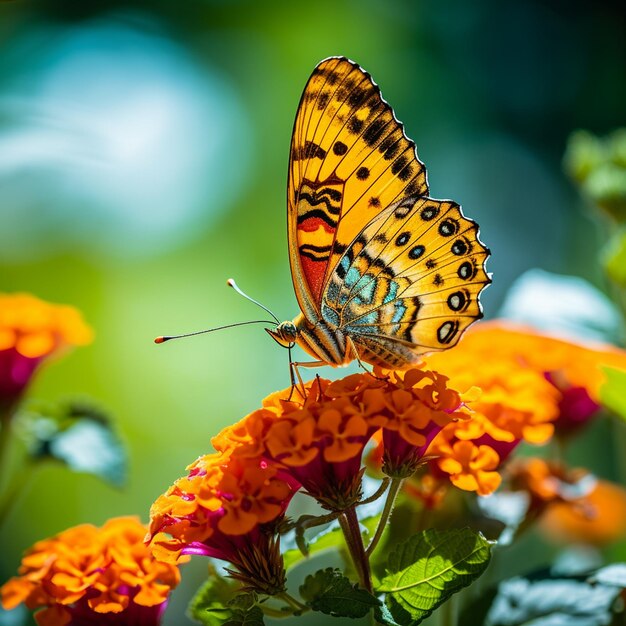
339, 506, 372, 593
366, 477, 404, 557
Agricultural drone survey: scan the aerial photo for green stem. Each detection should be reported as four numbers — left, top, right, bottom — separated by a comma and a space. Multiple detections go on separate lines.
261, 604, 290, 618
366, 477, 403, 556
339, 507, 372, 593
287, 511, 339, 556
276, 591, 308, 613
359, 477, 390, 506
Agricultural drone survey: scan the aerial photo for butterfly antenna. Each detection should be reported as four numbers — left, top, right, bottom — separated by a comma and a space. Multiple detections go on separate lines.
227, 278, 280, 324
155, 320, 275, 344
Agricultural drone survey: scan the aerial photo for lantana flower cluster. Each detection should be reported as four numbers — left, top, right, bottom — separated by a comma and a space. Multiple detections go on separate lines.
0, 517, 182, 626
416, 321, 626, 498
3, 292, 626, 625
147, 368, 472, 586
0, 292, 93, 413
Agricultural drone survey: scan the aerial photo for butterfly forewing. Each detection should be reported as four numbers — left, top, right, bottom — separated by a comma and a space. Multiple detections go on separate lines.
288, 57, 428, 317
287, 57, 490, 369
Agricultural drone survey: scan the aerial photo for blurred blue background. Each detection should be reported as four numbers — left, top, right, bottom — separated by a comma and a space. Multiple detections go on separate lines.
1, 0, 624, 623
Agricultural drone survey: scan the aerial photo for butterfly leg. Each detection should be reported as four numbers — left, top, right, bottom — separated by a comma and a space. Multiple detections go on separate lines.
287, 345, 326, 400
347, 337, 372, 374
346, 337, 388, 381
288, 359, 327, 400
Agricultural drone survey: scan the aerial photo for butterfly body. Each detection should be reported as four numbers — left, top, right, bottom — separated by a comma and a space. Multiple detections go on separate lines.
280, 56, 490, 370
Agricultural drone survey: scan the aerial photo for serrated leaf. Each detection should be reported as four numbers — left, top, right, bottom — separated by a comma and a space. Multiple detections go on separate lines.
600, 367, 626, 422
187, 570, 261, 626
188, 575, 239, 626
378, 528, 491, 624
299, 568, 379, 618
221, 606, 264, 626
591, 563, 626, 588
19, 400, 127, 487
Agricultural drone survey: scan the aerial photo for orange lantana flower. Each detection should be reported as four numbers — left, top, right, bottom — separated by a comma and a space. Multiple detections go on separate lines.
435, 434, 502, 496
0, 293, 92, 413
0, 517, 181, 626
147, 450, 296, 595
427, 321, 626, 437
214, 369, 466, 508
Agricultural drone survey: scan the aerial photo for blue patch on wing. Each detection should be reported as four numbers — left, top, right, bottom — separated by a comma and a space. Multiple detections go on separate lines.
322, 301, 340, 327
384, 281, 399, 304
392, 301, 406, 324
354, 278, 375, 305
347, 311, 378, 328
345, 267, 361, 288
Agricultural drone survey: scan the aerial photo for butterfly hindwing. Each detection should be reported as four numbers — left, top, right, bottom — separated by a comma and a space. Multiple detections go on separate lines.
321, 195, 490, 367
288, 57, 428, 319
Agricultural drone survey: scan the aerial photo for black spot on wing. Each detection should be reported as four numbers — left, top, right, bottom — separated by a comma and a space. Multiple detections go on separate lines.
363, 118, 387, 147
391, 155, 409, 176
348, 117, 364, 134
333, 141, 348, 155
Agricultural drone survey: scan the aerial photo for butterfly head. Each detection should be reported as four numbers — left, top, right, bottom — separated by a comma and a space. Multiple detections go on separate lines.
266, 321, 298, 348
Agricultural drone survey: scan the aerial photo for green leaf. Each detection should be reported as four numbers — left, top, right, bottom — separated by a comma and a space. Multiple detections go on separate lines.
283, 515, 379, 571
600, 366, 626, 422
299, 568, 380, 618
188, 573, 239, 626
188, 573, 263, 626
20, 399, 127, 486
378, 528, 492, 625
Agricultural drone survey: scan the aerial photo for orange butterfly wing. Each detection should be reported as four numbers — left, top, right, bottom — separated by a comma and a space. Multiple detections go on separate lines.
287, 56, 428, 321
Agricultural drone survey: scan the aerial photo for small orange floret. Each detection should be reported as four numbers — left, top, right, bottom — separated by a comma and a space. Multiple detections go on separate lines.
434, 434, 502, 496
0, 517, 181, 625
0, 293, 93, 358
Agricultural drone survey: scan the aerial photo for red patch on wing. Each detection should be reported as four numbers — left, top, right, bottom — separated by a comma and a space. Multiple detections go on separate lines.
298, 216, 336, 233
300, 257, 327, 303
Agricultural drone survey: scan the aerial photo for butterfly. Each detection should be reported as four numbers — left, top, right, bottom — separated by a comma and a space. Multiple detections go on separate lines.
265, 56, 491, 371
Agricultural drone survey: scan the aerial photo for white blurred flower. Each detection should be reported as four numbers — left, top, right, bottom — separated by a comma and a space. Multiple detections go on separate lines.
0, 14, 251, 260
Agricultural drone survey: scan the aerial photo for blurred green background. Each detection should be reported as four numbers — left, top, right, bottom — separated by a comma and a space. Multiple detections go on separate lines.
1, 0, 624, 623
